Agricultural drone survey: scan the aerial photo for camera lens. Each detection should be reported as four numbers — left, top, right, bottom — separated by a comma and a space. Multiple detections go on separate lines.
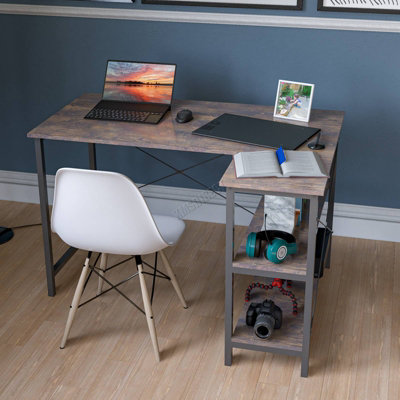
254, 313, 276, 339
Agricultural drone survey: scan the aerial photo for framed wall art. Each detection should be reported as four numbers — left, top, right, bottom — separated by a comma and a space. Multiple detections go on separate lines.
142, 0, 303, 10
318, 0, 400, 14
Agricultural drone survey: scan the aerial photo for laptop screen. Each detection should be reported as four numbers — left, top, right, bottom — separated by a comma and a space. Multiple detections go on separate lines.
102, 61, 176, 104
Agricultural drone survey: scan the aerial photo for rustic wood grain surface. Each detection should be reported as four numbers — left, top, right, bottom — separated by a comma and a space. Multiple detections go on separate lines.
219, 109, 343, 197
27, 93, 343, 161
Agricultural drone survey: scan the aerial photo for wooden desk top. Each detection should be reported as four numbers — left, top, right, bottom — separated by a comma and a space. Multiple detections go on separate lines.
27, 93, 344, 160
218, 106, 344, 197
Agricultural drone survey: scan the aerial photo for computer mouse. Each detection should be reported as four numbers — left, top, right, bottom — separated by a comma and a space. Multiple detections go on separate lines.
176, 109, 193, 123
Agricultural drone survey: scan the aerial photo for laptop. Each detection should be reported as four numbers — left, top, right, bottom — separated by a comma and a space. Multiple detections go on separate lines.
85, 60, 177, 124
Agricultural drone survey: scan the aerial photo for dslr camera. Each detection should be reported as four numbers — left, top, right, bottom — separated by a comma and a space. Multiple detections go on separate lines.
246, 299, 282, 339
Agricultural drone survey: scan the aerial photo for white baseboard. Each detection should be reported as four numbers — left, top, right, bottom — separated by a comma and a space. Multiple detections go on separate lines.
1, 170, 399, 242
0, 170, 260, 226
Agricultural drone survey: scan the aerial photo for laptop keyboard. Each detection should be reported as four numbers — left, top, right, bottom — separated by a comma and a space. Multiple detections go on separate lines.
85, 108, 161, 123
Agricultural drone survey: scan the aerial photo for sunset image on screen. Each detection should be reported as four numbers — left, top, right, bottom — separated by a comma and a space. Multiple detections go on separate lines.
103, 61, 176, 104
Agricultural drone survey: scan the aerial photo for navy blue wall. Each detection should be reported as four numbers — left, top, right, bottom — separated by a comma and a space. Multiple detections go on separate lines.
1, 1, 400, 208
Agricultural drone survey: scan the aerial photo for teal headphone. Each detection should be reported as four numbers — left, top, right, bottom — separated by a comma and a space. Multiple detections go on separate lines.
246, 230, 297, 264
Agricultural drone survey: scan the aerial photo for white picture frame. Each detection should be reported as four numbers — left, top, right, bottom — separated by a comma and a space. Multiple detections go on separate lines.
273, 80, 315, 123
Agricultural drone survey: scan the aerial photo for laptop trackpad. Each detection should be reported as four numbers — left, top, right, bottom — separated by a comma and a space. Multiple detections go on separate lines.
146, 113, 163, 124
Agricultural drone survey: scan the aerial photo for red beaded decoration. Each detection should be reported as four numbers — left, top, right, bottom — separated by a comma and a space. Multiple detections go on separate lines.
245, 279, 298, 315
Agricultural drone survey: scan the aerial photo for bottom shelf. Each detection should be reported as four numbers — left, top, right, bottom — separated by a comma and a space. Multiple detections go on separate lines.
232, 280, 305, 355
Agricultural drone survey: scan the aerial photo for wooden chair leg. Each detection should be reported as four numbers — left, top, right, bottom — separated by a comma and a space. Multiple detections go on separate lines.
60, 257, 90, 349
97, 253, 108, 295
159, 250, 188, 309
137, 262, 160, 362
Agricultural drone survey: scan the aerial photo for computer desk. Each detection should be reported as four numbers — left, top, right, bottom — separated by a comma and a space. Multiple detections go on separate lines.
27, 93, 343, 307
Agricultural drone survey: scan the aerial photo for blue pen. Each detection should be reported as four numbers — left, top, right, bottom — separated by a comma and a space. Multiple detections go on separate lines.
276, 146, 286, 165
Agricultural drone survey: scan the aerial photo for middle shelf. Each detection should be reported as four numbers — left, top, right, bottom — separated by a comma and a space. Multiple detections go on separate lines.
233, 197, 309, 281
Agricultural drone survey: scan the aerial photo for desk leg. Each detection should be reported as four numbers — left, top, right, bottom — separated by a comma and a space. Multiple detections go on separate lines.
88, 143, 97, 170
301, 196, 318, 377
35, 139, 55, 297
225, 188, 234, 366
325, 149, 337, 269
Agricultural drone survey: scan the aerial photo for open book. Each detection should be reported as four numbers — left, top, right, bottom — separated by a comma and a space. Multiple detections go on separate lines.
234, 149, 328, 178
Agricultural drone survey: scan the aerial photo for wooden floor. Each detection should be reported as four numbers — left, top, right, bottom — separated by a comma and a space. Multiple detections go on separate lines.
0, 200, 399, 400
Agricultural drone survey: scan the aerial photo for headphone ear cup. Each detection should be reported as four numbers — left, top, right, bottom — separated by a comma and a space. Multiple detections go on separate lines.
246, 232, 257, 258
266, 238, 288, 264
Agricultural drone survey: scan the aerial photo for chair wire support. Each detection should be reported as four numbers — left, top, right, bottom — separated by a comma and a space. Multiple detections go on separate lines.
77, 270, 140, 310
142, 258, 171, 280
141, 271, 170, 280
104, 256, 135, 273
89, 266, 145, 315
75, 251, 171, 313
75, 252, 145, 315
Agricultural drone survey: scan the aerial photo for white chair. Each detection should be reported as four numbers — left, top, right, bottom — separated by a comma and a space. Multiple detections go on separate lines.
52, 167, 187, 361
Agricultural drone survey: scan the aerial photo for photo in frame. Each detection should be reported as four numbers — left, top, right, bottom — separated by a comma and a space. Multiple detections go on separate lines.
274, 80, 315, 123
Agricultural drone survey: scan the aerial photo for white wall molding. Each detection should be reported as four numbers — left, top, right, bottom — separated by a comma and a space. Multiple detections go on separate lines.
1, 169, 400, 241
1, 3, 400, 33
0, 169, 261, 226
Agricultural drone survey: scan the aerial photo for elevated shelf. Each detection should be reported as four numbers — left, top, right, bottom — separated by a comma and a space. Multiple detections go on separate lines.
220, 161, 330, 198
232, 281, 304, 355
233, 198, 308, 281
